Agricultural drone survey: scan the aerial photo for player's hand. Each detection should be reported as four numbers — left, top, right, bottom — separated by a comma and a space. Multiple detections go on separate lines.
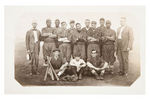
127, 48, 130, 51
27, 50, 30, 53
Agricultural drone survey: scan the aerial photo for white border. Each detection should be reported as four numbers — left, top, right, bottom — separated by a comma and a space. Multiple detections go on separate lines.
0, 0, 150, 98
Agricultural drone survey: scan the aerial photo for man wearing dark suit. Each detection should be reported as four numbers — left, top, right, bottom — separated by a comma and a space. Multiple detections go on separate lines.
26, 21, 41, 75
116, 17, 134, 76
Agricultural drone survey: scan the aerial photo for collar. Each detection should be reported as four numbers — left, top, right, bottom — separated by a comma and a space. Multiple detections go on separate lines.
32, 28, 37, 31
121, 25, 126, 29
85, 27, 90, 30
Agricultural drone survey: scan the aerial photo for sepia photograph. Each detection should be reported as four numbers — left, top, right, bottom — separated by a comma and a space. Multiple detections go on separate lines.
4, 6, 145, 93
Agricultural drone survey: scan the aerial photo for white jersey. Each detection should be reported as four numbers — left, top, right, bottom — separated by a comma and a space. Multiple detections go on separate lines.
69, 59, 86, 72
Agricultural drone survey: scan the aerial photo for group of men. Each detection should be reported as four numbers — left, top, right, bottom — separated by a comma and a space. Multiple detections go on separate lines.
26, 17, 134, 81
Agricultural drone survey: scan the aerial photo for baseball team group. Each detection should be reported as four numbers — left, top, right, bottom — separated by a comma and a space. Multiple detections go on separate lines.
26, 17, 134, 81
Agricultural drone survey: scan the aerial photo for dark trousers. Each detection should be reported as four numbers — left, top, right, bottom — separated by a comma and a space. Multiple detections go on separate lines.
43, 42, 56, 62
102, 44, 116, 65
30, 43, 39, 74
117, 50, 129, 74
117, 40, 129, 74
73, 43, 86, 61
59, 43, 71, 62
63, 66, 85, 76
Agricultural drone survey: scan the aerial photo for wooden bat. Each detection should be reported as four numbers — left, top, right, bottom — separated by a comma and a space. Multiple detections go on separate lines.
47, 56, 59, 81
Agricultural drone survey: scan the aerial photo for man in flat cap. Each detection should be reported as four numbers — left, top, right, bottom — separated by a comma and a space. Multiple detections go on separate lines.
26, 21, 41, 75
57, 22, 72, 63
82, 19, 91, 61
41, 19, 57, 66
49, 48, 69, 76
72, 23, 87, 61
67, 20, 76, 56
97, 18, 107, 56
116, 17, 134, 76
101, 20, 116, 74
87, 21, 100, 59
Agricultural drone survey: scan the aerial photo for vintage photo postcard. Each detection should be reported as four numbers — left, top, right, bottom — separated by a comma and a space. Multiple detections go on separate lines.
4, 6, 145, 94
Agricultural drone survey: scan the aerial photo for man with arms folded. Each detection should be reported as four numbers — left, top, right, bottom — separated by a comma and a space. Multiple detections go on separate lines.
72, 23, 87, 61
97, 18, 106, 56
101, 20, 116, 74
41, 19, 57, 66
82, 19, 91, 61
87, 21, 100, 59
57, 22, 72, 63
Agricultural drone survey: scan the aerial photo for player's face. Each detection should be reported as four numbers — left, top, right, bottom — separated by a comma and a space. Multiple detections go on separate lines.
32, 23, 37, 28
106, 23, 111, 28
62, 23, 67, 28
55, 20, 60, 26
46, 21, 51, 27
54, 51, 60, 56
70, 23, 75, 28
85, 20, 90, 27
76, 24, 81, 30
100, 20, 105, 26
120, 19, 126, 26
91, 52, 97, 57
91, 23, 96, 28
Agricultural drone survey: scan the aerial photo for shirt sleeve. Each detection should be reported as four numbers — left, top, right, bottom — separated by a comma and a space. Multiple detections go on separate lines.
69, 59, 76, 66
80, 59, 86, 67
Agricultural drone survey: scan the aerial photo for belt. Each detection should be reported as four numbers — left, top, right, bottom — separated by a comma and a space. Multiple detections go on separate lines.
76, 42, 85, 45
88, 41, 99, 44
60, 42, 71, 44
44, 41, 55, 43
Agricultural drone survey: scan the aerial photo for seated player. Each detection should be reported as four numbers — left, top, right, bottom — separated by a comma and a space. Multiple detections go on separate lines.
49, 48, 68, 76
87, 50, 109, 80
58, 53, 86, 81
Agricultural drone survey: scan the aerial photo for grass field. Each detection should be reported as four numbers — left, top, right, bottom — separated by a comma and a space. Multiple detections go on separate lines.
15, 41, 140, 86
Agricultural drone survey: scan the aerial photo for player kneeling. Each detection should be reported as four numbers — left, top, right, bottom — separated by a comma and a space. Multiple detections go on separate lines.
87, 50, 109, 80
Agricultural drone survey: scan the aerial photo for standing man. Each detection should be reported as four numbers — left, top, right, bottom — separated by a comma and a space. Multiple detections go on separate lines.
57, 22, 72, 63
82, 19, 91, 61
101, 20, 116, 74
87, 21, 100, 59
82, 19, 91, 33
26, 21, 41, 75
72, 23, 87, 61
68, 20, 76, 33
97, 18, 106, 56
53, 19, 60, 48
116, 17, 134, 76
68, 20, 76, 56
41, 19, 57, 66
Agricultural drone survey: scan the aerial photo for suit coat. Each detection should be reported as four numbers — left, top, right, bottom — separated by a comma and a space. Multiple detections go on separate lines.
26, 29, 41, 52
116, 25, 134, 51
